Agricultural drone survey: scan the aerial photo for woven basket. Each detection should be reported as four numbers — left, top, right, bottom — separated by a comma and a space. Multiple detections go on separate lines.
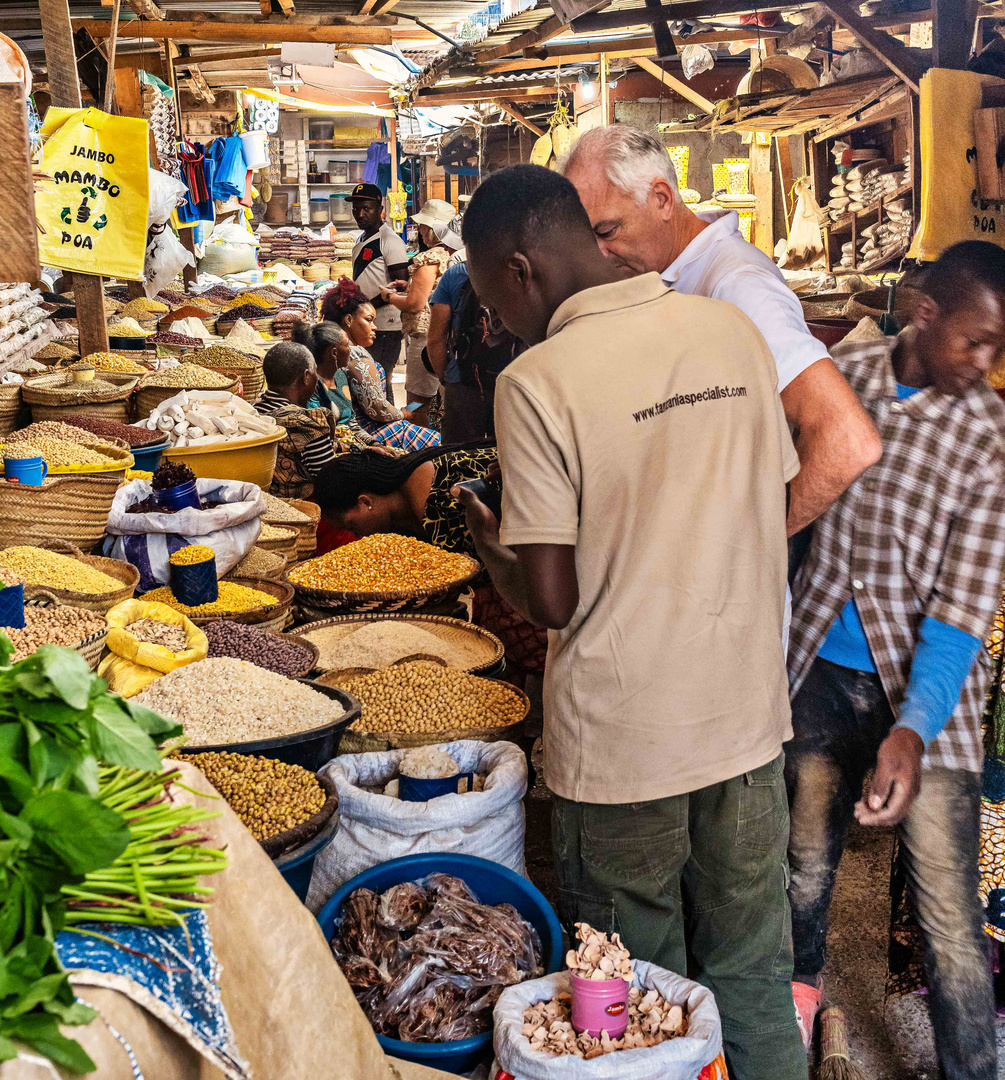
184, 576, 294, 628
266, 499, 319, 559
22, 372, 139, 424
286, 553, 481, 616
0, 472, 124, 553
23, 594, 108, 672
256, 527, 298, 559
201, 364, 265, 404
0, 385, 22, 437
316, 667, 529, 753
136, 376, 240, 420
225, 546, 289, 581
296, 613, 504, 675
15, 539, 139, 614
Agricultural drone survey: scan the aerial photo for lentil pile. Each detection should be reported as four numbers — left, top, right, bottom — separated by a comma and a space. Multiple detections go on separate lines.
148, 331, 204, 348
187, 345, 259, 371
140, 580, 277, 616
127, 617, 188, 652
0, 547, 123, 594
181, 751, 326, 842
262, 492, 311, 523
143, 363, 233, 389
334, 660, 525, 735
230, 547, 285, 578
169, 544, 215, 566
134, 657, 344, 744
308, 621, 470, 671
34, 342, 76, 361
5, 606, 106, 662
289, 534, 473, 594
60, 416, 165, 447
203, 620, 313, 677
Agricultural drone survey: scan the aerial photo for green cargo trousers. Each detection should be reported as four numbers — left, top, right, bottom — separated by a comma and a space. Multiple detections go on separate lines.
552, 753, 807, 1080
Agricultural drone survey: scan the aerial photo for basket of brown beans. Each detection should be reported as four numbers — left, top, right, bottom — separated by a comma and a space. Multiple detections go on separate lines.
203, 619, 318, 678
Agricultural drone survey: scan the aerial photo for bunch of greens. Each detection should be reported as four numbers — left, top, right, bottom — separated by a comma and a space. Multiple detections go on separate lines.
0, 637, 181, 1073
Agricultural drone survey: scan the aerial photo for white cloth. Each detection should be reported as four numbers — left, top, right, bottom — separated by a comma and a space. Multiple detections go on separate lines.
662, 209, 828, 393
352, 223, 408, 333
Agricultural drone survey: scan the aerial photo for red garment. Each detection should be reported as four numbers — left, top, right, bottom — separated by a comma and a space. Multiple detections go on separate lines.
315, 518, 358, 556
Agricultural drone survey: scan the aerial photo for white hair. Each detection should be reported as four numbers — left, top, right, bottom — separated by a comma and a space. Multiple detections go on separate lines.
559, 125, 679, 205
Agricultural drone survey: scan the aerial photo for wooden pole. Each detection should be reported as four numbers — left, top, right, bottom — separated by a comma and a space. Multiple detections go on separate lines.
102, 0, 121, 113
79, 19, 394, 45
600, 52, 611, 125
0, 82, 41, 282
38, 0, 109, 354
631, 55, 714, 113
496, 101, 545, 137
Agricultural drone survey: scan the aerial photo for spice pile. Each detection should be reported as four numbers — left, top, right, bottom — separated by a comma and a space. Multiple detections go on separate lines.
290, 535, 473, 593
142, 363, 234, 389
119, 298, 168, 320
203, 620, 313, 677
140, 579, 277, 617
127, 617, 188, 651
308, 621, 470, 672
332, 873, 542, 1043
148, 330, 204, 348
335, 660, 525, 736
4, 606, 107, 661
181, 750, 326, 841
0, 546, 123, 594
134, 657, 343, 744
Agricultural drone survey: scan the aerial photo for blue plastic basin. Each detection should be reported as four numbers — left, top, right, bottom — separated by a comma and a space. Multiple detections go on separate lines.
130, 438, 169, 473
275, 813, 340, 902
317, 853, 564, 1075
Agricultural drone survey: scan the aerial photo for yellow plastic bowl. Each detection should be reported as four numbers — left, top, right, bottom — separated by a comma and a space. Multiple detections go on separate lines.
160, 427, 285, 490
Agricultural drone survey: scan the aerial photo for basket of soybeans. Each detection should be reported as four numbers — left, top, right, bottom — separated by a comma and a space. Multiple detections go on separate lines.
317, 658, 529, 753
286, 534, 481, 615
0, 541, 139, 614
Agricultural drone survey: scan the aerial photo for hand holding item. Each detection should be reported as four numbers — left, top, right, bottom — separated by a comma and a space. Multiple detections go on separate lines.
854, 725, 923, 826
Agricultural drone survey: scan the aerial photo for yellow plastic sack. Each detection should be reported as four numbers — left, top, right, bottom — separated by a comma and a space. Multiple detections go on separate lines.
36, 107, 150, 279
99, 600, 207, 698
909, 68, 1005, 261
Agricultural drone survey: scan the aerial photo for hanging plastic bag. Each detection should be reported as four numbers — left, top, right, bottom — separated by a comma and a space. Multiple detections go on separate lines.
681, 43, 715, 80
36, 107, 150, 279
144, 227, 195, 299
778, 177, 826, 270
98, 598, 208, 697
148, 168, 187, 228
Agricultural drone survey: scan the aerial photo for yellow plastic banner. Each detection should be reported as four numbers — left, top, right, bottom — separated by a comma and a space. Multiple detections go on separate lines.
36, 107, 149, 280
909, 69, 1005, 261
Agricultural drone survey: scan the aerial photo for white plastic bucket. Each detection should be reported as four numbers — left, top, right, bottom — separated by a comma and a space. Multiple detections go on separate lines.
239, 129, 270, 170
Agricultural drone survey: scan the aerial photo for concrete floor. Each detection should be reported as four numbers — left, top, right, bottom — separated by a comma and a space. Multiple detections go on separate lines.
523, 789, 1005, 1078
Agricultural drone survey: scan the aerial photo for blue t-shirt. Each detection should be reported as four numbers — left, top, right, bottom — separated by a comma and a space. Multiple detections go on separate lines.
430, 262, 469, 384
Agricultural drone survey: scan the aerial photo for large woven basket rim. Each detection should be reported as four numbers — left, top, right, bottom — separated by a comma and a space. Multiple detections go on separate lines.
24, 595, 109, 652
22, 372, 139, 404
182, 576, 294, 624
293, 611, 505, 673
286, 553, 481, 605
139, 373, 240, 393
16, 541, 140, 603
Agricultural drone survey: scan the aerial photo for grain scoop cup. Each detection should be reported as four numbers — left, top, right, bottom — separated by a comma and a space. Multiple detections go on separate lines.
570, 971, 630, 1038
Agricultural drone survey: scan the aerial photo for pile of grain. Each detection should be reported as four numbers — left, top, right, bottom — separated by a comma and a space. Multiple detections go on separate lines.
307, 621, 469, 671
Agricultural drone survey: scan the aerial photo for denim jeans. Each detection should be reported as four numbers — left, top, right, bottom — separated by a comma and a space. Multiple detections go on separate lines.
786, 657, 995, 1080
553, 756, 807, 1080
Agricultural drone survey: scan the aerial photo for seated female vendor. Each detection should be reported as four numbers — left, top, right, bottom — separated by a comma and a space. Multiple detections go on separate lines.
318, 278, 440, 454
312, 445, 547, 678
256, 340, 365, 500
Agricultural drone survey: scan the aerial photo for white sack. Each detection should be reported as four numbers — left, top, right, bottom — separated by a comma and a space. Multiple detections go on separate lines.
306, 739, 527, 914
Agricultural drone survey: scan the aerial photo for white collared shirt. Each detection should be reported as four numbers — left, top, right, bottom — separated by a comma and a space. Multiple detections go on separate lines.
662, 209, 828, 392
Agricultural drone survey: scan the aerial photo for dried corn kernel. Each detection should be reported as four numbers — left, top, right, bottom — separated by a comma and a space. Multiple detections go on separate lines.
141, 580, 277, 616
77, 352, 148, 374
169, 544, 216, 566
289, 534, 472, 593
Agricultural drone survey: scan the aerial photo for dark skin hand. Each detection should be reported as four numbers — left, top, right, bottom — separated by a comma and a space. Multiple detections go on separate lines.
453, 484, 578, 630
854, 726, 924, 826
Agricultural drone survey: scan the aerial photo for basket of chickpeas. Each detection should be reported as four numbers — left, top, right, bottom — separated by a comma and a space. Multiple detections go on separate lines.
316, 658, 530, 753
286, 534, 481, 616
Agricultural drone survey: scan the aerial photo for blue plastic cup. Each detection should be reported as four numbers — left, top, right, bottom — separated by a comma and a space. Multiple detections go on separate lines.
5, 455, 48, 486
157, 478, 201, 511
397, 772, 475, 802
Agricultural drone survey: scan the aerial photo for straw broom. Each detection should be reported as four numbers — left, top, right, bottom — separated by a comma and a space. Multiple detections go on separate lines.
819, 1006, 867, 1080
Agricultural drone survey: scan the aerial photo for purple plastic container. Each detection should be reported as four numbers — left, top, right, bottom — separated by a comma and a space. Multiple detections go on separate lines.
570, 971, 630, 1039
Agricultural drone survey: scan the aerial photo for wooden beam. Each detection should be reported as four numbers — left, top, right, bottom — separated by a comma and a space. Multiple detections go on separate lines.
38, 0, 108, 354
0, 82, 40, 283
632, 55, 714, 112
76, 18, 394, 45
125, 0, 164, 17
175, 48, 280, 68
821, 0, 924, 92
776, 134, 795, 233
357, 0, 380, 13
475, 14, 566, 62
416, 86, 570, 106
572, 0, 792, 32
933, 0, 975, 68
496, 101, 545, 136
374, 0, 402, 11
102, 0, 121, 112
187, 65, 216, 103
549, 0, 609, 24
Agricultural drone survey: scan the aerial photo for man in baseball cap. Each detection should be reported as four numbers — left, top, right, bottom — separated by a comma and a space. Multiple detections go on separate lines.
343, 183, 408, 400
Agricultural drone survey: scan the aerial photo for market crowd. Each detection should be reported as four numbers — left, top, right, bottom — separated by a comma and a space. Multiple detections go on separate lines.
262, 126, 1005, 1080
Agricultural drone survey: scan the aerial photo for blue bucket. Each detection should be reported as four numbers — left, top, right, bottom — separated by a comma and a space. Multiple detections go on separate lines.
0, 583, 26, 629
316, 853, 564, 1075
157, 478, 201, 511
274, 812, 340, 902
130, 438, 169, 473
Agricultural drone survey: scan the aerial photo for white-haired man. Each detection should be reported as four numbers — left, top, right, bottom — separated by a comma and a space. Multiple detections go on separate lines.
563, 126, 881, 536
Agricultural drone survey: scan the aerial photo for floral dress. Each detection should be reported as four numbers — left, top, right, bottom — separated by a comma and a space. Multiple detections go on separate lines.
345, 345, 440, 452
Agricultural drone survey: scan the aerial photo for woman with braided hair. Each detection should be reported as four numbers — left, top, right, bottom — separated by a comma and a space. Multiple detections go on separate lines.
319, 277, 440, 453
312, 444, 548, 678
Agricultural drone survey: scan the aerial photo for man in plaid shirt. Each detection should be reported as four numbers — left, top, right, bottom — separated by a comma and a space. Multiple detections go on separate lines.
786, 241, 1005, 1076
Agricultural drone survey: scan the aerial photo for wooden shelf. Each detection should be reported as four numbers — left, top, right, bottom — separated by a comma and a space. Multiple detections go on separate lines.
832, 243, 910, 275
825, 180, 913, 234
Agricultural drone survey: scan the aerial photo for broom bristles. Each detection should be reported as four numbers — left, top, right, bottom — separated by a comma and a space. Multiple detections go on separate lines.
819, 1005, 868, 1080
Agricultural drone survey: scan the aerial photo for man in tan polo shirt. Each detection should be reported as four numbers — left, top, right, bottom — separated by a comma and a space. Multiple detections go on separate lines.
455, 165, 805, 1080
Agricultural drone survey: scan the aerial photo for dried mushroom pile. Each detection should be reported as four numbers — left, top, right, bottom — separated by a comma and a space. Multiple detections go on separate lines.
332, 874, 542, 1043
566, 921, 633, 983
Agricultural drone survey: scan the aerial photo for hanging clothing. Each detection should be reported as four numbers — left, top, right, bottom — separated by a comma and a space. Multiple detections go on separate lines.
207, 136, 248, 201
